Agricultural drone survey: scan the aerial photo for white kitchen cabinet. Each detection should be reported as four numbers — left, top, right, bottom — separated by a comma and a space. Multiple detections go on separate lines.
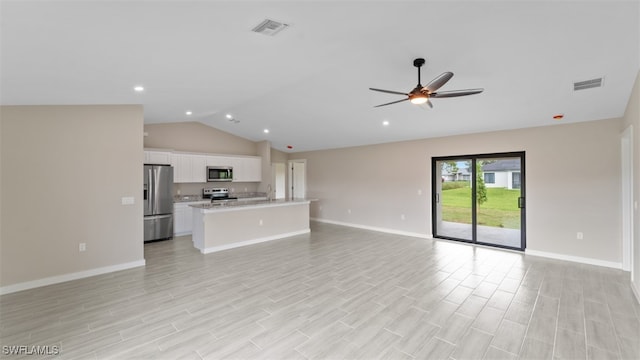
172, 153, 207, 183
234, 157, 262, 182
205, 155, 234, 167
174, 203, 190, 236
172, 154, 191, 183
204, 156, 261, 182
153, 150, 260, 183
174, 201, 208, 236
144, 150, 173, 165
191, 155, 207, 183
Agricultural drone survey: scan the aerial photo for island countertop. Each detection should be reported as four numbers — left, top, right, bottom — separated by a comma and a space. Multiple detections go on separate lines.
190, 199, 312, 213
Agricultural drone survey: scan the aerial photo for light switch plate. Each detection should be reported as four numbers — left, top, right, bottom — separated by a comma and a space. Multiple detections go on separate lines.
121, 197, 135, 205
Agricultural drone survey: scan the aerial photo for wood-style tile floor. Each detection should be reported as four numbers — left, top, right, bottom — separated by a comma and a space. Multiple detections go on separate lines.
1, 222, 639, 359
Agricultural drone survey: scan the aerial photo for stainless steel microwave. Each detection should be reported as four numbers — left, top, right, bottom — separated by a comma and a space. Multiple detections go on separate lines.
207, 166, 233, 182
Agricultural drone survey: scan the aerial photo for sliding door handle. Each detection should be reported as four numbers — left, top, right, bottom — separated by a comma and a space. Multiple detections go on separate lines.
435, 193, 440, 204
518, 197, 525, 208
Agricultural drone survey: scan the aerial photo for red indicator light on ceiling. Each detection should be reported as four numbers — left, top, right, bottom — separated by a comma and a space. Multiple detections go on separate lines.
553, 114, 564, 120
287, 145, 293, 149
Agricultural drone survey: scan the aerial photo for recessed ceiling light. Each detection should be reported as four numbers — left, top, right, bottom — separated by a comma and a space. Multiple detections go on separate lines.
263, 129, 270, 134
225, 114, 233, 119
185, 111, 192, 116
133, 86, 144, 92
382, 120, 390, 126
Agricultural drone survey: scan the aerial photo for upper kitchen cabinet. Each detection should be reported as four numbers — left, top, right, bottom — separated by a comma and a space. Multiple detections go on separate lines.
206, 155, 262, 182
234, 156, 262, 182
173, 153, 207, 183
151, 150, 261, 183
144, 150, 173, 165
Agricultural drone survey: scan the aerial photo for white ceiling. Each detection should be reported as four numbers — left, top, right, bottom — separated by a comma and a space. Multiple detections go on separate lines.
2, 1, 639, 152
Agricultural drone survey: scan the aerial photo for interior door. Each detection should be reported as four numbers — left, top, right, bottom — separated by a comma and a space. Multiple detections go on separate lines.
289, 160, 306, 200
432, 152, 526, 250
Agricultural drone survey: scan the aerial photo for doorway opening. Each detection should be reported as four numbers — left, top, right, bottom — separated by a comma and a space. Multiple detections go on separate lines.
432, 152, 526, 250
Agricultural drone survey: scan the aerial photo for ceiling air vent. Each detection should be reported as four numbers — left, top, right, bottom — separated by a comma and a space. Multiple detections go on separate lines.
573, 77, 603, 91
252, 19, 289, 36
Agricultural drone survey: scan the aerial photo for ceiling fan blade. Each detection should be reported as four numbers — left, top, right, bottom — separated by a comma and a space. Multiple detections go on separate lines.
427, 99, 434, 108
425, 72, 454, 92
374, 98, 410, 108
369, 88, 409, 96
430, 88, 484, 98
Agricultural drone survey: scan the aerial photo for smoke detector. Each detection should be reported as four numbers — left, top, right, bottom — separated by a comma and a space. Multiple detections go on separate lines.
573, 77, 603, 91
252, 19, 289, 36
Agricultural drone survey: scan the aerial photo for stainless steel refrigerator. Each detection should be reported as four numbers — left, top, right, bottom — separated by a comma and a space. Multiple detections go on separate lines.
144, 165, 174, 242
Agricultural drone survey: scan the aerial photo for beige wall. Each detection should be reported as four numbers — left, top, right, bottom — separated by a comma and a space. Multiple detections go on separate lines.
622, 70, 640, 296
0, 105, 144, 290
294, 117, 624, 265
271, 148, 289, 163
144, 121, 257, 156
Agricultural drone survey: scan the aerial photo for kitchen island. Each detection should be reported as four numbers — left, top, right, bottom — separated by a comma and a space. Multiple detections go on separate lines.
190, 199, 311, 254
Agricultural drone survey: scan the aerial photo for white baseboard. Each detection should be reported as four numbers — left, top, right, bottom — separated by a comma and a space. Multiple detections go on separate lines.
312, 218, 626, 270
0, 259, 146, 296
201, 229, 311, 254
311, 218, 431, 239
525, 249, 622, 269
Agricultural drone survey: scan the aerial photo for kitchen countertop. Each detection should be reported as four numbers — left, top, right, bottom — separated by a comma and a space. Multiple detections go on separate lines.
174, 195, 205, 203
174, 192, 268, 203
190, 199, 311, 213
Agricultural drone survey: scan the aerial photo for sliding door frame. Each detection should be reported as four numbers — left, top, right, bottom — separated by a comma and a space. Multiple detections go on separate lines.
432, 151, 526, 251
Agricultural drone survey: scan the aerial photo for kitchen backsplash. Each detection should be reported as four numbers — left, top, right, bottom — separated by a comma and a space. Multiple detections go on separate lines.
173, 182, 260, 197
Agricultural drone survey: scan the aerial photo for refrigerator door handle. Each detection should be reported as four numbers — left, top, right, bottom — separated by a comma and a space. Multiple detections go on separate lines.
153, 167, 159, 214
147, 167, 154, 215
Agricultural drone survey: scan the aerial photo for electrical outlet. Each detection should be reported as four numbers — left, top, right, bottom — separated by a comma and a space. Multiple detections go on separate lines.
121, 196, 135, 205
576, 232, 584, 240
401, 214, 406, 220
417, 189, 422, 196
259, 219, 263, 226
79, 243, 86, 252
347, 209, 351, 214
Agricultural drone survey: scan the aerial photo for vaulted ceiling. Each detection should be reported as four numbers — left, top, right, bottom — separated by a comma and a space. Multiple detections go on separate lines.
2, 1, 638, 152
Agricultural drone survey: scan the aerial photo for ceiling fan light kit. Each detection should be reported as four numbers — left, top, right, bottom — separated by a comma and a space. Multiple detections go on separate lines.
370, 58, 484, 108
409, 94, 428, 104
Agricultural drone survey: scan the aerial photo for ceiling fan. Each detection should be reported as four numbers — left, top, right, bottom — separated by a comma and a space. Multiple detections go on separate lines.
369, 58, 484, 108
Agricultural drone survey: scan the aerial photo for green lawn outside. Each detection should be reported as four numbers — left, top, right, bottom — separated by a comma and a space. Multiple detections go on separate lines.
441, 186, 521, 229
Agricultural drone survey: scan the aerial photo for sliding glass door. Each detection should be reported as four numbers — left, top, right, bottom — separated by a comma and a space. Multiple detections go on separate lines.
434, 158, 474, 241
432, 152, 526, 250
